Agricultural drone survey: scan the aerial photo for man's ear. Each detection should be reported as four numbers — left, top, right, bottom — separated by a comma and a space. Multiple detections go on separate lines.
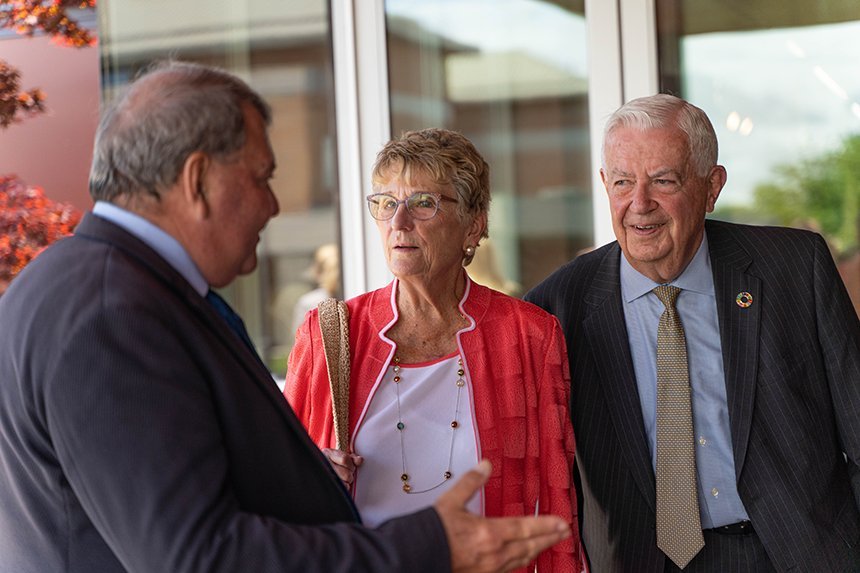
705, 165, 727, 213
599, 168, 612, 196
179, 151, 211, 220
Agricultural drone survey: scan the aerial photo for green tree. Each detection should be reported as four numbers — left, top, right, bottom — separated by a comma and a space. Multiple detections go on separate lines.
736, 135, 860, 256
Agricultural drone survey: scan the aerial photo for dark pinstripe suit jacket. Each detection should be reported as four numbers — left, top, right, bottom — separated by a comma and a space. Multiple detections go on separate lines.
0, 214, 448, 573
525, 219, 860, 572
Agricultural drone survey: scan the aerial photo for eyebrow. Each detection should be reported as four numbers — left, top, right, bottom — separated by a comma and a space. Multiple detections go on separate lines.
607, 168, 680, 179
647, 168, 680, 178
373, 189, 435, 196
607, 169, 634, 178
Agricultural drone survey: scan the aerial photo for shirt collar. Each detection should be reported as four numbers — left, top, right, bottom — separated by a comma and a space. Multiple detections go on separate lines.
620, 233, 714, 303
92, 201, 209, 296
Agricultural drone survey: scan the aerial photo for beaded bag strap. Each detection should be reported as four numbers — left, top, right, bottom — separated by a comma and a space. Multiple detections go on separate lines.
317, 298, 351, 451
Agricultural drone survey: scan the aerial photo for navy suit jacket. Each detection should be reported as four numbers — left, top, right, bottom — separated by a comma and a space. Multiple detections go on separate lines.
0, 214, 449, 572
526, 219, 860, 572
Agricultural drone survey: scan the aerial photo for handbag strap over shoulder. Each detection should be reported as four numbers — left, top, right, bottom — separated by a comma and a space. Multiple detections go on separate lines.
317, 298, 350, 451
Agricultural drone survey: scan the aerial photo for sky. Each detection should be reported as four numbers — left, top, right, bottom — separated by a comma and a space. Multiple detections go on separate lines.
685, 20, 860, 205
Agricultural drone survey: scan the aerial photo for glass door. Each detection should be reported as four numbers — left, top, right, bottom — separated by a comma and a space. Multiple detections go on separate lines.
99, 0, 343, 372
382, 0, 593, 294
656, 0, 860, 313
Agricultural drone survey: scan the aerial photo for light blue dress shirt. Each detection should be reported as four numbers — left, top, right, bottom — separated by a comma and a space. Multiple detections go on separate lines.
620, 235, 749, 528
92, 201, 208, 296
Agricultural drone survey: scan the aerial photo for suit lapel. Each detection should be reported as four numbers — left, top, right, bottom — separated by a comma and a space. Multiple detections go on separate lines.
77, 214, 361, 519
706, 221, 760, 479
180, 279, 328, 455
75, 215, 315, 445
582, 244, 657, 510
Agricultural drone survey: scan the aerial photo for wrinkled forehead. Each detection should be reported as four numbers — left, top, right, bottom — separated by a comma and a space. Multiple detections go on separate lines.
603, 126, 692, 169
372, 161, 447, 192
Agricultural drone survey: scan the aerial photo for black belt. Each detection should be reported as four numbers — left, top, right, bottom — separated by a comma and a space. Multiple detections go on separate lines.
705, 520, 753, 535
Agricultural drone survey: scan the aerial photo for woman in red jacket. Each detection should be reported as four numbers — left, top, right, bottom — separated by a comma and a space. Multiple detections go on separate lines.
285, 128, 581, 572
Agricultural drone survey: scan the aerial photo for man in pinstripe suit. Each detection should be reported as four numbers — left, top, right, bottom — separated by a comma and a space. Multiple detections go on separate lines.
526, 94, 860, 572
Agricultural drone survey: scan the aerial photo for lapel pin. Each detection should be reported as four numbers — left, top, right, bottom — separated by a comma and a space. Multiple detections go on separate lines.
735, 292, 753, 308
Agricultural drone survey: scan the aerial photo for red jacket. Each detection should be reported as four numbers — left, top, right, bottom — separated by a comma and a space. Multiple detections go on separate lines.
285, 276, 581, 572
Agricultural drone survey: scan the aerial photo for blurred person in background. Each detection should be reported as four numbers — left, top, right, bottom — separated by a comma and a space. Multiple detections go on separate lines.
291, 242, 341, 335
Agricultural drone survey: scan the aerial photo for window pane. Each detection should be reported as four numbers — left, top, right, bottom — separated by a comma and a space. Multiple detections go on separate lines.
385, 0, 592, 295
657, 0, 860, 313
99, 0, 341, 372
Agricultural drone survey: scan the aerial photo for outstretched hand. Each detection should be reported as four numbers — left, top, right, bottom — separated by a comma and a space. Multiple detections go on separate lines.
435, 460, 571, 573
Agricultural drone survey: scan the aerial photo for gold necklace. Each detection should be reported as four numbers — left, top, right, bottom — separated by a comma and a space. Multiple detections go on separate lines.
393, 355, 465, 494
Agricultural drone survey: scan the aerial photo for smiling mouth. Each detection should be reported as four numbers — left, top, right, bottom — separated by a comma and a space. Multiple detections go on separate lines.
631, 223, 663, 231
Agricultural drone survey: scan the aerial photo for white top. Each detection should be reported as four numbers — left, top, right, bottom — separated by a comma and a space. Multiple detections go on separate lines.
352, 353, 480, 527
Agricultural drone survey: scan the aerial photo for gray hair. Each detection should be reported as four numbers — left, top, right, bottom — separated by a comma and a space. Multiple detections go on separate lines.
371, 128, 490, 239
602, 93, 718, 177
89, 60, 271, 203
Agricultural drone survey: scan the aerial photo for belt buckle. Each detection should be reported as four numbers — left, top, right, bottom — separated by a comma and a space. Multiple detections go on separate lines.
712, 520, 752, 535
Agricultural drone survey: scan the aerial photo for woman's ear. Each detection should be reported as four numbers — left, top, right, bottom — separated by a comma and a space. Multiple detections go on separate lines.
466, 210, 488, 246
179, 151, 211, 220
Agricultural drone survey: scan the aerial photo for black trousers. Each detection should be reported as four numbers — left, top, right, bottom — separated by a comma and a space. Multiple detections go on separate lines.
664, 527, 775, 573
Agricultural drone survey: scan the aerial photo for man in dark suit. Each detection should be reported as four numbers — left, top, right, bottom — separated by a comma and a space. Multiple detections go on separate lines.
0, 61, 570, 573
526, 93, 860, 572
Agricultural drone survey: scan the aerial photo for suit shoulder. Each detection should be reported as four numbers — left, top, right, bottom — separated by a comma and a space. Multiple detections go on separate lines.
706, 219, 827, 262
707, 219, 822, 244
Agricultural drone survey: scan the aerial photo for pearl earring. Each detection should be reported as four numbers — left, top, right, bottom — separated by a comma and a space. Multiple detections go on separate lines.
464, 245, 475, 257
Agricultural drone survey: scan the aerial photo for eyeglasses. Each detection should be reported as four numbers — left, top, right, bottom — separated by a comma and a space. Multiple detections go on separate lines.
366, 191, 458, 221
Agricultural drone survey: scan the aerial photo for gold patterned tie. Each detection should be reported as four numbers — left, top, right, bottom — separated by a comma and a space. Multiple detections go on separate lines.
653, 285, 704, 569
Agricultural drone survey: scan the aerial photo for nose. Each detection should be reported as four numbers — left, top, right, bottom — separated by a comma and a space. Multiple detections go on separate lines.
629, 181, 656, 213
268, 188, 280, 218
389, 199, 414, 230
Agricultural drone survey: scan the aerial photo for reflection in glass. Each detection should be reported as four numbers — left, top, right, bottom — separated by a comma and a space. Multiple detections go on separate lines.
385, 0, 591, 293
657, 0, 860, 312
99, 0, 341, 370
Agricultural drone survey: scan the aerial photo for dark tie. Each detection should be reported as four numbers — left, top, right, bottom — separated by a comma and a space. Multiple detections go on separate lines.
205, 290, 256, 353
206, 291, 359, 521
653, 285, 704, 569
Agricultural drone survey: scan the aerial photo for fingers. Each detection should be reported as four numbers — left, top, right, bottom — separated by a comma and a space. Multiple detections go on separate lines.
437, 462, 571, 573
322, 448, 363, 485
484, 515, 571, 572
323, 448, 364, 467
449, 515, 570, 573
495, 519, 571, 572
492, 514, 569, 541
435, 460, 492, 511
